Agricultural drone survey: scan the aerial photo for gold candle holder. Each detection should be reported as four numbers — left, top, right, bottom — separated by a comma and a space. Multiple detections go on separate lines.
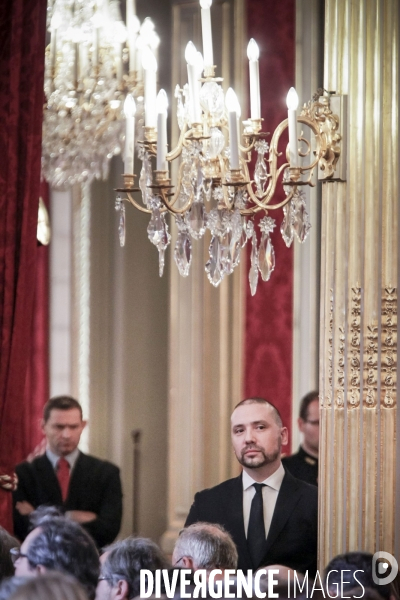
144, 127, 157, 143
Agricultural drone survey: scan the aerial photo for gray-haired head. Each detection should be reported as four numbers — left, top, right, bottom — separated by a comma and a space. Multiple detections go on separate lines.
100, 537, 169, 600
172, 522, 238, 571
23, 518, 99, 600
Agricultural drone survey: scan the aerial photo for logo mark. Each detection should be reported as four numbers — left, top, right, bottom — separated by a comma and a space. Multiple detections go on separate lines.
372, 551, 398, 585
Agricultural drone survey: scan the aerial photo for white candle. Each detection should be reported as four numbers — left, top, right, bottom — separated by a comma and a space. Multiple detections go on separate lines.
92, 27, 99, 68
225, 88, 241, 170
200, 0, 213, 70
156, 89, 168, 171
247, 38, 260, 119
79, 42, 88, 79
50, 13, 61, 72
185, 42, 201, 123
286, 87, 299, 167
124, 94, 136, 174
114, 42, 122, 83
128, 15, 140, 73
142, 47, 157, 128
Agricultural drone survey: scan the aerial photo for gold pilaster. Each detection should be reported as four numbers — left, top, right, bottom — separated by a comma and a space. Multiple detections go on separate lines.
320, 0, 399, 566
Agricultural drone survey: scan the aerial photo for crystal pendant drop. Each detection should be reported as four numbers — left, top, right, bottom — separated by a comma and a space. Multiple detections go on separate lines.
187, 201, 207, 239
174, 224, 192, 277
119, 203, 126, 247
147, 207, 164, 246
205, 235, 223, 287
158, 247, 166, 277
249, 232, 259, 296
115, 195, 122, 211
281, 201, 294, 247
220, 230, 233, 274
240, 218, 248, 247
292, 190, 311, 243
254, 153, 268, 195
258, 216, 276, 282
258, 233, 275, 281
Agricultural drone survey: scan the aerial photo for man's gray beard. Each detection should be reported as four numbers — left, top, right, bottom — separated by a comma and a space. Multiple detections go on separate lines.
238, 444, 281, 469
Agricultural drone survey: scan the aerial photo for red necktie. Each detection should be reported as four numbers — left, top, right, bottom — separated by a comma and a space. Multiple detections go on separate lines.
57, 457, 70, 501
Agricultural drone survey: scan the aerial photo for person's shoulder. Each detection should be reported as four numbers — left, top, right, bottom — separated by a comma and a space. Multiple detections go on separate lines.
194, 475, 241, 499
282, 450, 302, 466
78, 452, 120, 473
16, 454, 48, 473
283, 468, 318, 495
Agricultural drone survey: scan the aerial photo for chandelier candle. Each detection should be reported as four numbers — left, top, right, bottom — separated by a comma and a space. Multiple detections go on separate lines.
124, 94, 136, 174
156, 90, 168, 171
247, 39, 261, 120
185, 42, 202, 123
128, 15, 140, 73
142, 47, 157, 128
200, 0, 213, 72
225, 88, 240, 170
49, 13, 61, 73
286, 87, 299, 167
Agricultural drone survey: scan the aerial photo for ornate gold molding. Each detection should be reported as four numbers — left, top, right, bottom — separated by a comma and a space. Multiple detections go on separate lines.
381, 287, 397, 408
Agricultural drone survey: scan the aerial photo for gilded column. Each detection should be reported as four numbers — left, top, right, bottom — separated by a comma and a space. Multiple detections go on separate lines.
319, 0, 399, 565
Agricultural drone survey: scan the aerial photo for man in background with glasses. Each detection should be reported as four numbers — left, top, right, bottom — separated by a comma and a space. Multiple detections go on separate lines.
282, 391, 319, 486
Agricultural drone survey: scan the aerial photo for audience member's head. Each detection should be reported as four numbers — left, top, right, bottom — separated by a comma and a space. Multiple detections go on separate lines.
325, 551, 392, 600
96, 536, 169, 600
29, 506, 64, 530
172, 522, 238, 572
258, 565, 304, 598
12, 517, 99, 600
42, 396, 86, 457
298, 390, 319, 456
0, 528, 20, 582
0, 577, 28, 600
8, 572, 88, 600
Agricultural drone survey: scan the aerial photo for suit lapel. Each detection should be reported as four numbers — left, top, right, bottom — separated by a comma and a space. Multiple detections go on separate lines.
36, 455, 63, 504
263, 470, 302, 557
228, 474, 253, 568
66, 451, 85, 507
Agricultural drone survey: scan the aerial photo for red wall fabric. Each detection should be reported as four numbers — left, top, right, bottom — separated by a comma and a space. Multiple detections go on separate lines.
0, 0, 47, 531
23, 181, 50, 456
245, 0, 295, 447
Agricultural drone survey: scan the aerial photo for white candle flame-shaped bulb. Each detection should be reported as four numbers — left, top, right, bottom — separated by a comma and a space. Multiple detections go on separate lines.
247, 38, 260, 120
185, 41, 197, 65
247, 38, 259, 61
142, 47, 157, 128
286, 87, 299, 166
185, 42, 201, 123
286, 86, 299, 110
156, 89, 168, 172
124, 94, 136, 175
200, 0, 213, 70
51, 12, 62, 30
225, 88, 241, 169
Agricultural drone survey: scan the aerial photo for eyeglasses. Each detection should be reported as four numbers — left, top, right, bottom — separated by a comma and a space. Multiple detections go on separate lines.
98, 576, 113, 582
173, 555, 192, 567
305, 419, 320, 426
9, 547, 29, 565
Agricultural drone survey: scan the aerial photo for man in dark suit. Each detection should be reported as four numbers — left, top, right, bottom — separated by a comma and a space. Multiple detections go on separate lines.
185, 398, 318, 575
282, 390, 319, 486
13, 396, 122, 548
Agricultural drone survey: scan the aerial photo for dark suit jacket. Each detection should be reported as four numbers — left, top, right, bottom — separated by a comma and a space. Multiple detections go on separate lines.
13, 452, 123, 548
185, 469, 318, 575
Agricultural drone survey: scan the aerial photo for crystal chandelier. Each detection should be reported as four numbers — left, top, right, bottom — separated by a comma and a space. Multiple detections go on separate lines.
42, 0, 159, 188
115, 0, 345, 294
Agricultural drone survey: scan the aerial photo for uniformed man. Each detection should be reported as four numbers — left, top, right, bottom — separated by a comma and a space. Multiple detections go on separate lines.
282, 391, 319, 486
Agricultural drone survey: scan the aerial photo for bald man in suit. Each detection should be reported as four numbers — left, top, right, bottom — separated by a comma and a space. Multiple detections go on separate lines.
185, 398, 318, 575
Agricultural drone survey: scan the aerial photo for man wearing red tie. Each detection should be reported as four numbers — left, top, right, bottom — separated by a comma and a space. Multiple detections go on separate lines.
13, 396, 122, 548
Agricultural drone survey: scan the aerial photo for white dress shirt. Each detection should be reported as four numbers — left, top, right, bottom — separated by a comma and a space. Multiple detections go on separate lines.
46, 447, 80, 472
242, 462, 285, 538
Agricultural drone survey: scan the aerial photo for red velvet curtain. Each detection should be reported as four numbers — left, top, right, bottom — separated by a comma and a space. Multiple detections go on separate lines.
0, 0, 47, 531
245, 0, 295, 447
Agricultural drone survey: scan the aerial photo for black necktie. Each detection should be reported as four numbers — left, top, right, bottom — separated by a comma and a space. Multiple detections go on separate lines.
247, 483, 266, 567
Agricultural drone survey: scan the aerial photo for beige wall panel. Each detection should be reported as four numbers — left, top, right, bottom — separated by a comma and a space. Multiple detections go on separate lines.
320, 0, 398, 565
